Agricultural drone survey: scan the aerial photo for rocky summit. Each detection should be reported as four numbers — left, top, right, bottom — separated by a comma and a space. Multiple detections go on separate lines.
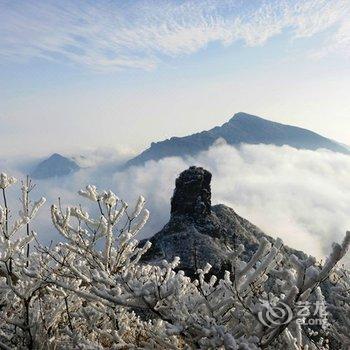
170, 166, 212, 217
142, 166, 306, 276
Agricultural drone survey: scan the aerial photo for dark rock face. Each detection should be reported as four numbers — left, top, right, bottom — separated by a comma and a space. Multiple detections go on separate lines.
171, 166, 211, 217
142, 166, 306, 277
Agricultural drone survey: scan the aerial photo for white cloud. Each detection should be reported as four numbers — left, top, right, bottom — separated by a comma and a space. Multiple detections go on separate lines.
3, 144, 350, 266
111, 144, 350, 264
1, 0, 349, 70
71, 147, 136, 168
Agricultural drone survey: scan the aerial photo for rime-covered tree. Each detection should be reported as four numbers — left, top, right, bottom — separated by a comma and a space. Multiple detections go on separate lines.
0, 172, 349, 349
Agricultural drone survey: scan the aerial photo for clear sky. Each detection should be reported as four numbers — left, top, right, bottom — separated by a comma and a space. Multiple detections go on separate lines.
1, 0, 350, 157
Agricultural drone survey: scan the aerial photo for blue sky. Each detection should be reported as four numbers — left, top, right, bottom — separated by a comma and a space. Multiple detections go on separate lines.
1, 0, 350, 156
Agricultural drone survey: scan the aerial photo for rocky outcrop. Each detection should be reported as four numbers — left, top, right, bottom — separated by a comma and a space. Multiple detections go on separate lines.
171, 166, 211, 217
141, 166, 306, 276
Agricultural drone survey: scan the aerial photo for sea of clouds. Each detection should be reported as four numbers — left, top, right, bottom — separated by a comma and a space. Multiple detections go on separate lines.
2, 143, 350, 264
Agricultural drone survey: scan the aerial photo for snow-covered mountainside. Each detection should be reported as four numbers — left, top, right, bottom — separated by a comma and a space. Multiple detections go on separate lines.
128, 112, 350, 167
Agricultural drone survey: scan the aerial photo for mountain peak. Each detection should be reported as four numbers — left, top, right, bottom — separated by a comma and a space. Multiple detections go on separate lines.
31, 153, 80, 179
126, 112, 350, 167
228, 112, 268, 123
231, 111, 255, 119
49, 153, 66, 160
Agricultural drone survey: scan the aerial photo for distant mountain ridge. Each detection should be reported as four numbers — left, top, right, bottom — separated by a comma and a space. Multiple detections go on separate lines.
127, 112, 349, 167
31, 112, 349, 179
31, 153, 80, 179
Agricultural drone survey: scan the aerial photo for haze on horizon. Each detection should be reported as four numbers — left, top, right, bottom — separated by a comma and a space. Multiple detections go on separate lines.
1, 0, 350, 157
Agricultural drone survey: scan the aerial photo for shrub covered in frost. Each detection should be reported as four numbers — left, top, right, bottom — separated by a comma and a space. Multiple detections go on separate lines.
0, 173, 349, 349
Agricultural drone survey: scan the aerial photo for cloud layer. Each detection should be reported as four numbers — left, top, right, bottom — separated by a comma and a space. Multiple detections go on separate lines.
1, 0, 349, 70
111, 143, 350, 263
2, 144, 350, 265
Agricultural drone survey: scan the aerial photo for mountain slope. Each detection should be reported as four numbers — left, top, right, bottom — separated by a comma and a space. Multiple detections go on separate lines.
141, 166, 307, 276
31, 153, 80, 179
140, 167, 345, 349
128, 112, 349, 167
